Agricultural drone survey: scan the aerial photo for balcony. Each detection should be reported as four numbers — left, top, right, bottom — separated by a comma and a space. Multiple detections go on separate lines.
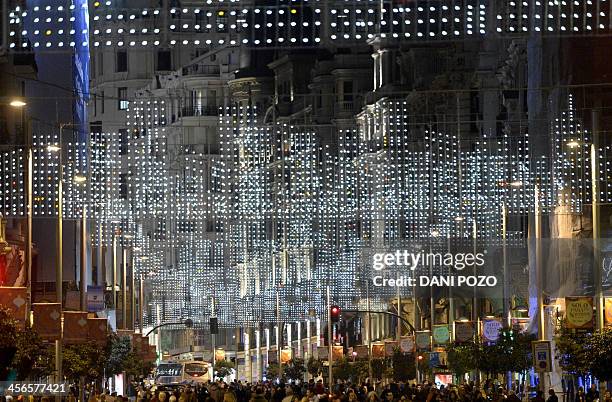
181, 64, 221, 77
335, 100, 358, 117
180, 105, 220, 118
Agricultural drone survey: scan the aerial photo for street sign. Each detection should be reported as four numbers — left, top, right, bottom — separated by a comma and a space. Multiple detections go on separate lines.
532, 340, 552, 372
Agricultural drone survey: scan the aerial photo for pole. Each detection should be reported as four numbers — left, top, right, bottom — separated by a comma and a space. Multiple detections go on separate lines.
80, 206, 87, 311
97, 222, 103, 286
502, 202, 512, 389
276, 289, 283, 379
211, 296, 216, 374
535, 182, 547, 393
502, 202, 509, 325
396, 273, 401, 341
122, 247, 128, 329
26, 148, 32, 311
592, 109, 604, 330
55, 125, 64, 394
366, 280, 373, 381
112, 234, 117, 309
326, 285, 333, 391
131, 253, 136, 330
139, 275, 144, 334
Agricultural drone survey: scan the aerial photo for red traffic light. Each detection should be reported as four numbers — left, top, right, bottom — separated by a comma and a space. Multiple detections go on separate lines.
330, 305, 341, 322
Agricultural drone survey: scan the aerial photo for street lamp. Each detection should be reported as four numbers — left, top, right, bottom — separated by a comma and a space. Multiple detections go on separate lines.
46, 122, 84, 387
9, 99, 27, 108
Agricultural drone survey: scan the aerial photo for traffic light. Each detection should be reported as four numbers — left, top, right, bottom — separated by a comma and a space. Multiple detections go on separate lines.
330, 305, 341, 322
210, 317, 218, 334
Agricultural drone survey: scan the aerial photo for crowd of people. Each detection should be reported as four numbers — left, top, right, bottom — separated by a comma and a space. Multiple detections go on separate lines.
2, 379, 609, 402
87, 380, 609, 402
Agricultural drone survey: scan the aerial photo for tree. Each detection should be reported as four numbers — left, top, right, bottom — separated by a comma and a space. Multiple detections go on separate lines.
446, 341, 478, 377
284, 358, 306, 383
333, 357, 353, 381
555, 324, 590, 378
63, 341, 108, 382
391, 348, 416, 382
307, 357, 323, 379
371, 358, 386, 381
585, 327, 612, 382
0, 307, 19, 380
265, 362, 280, 381
105, 335, 131, 376
496, 327, 535, 374
12, 326, 53, 380
353, 360, 370, 383
214, 360, 234, 379
122, 351, 154, 380
0, 307, 53, 381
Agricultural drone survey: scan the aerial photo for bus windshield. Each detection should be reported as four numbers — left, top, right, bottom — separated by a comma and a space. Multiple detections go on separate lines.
184, 363, 207, 375
156, 363, 182, 377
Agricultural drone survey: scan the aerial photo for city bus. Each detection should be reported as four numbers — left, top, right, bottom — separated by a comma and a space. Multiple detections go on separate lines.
155, 361, 210, 386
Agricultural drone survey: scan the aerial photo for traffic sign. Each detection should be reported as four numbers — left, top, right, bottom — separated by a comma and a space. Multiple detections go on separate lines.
532, 340, 552, 372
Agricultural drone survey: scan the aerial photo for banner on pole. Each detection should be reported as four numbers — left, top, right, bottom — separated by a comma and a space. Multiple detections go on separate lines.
454, 321, 474, 342
63, 311, 89, 343
416, 331, 431, 351
87, 317, 108, 345
399, 336, 415, 353
32, 303, 62, 341
0, 286, 27, 327
316, 346, 328, 360
482, 319, 503, 343
215, 348, 226, 362
87, 286, 105, 312
605, 298, 612, 326
565, 297, 594, 329
371, 342, 385, 358
354, 344, 368, 358
433, 325, 450, 345
280, 348, 292, 364
332, 345, 344, 361
384, 341, 398, 356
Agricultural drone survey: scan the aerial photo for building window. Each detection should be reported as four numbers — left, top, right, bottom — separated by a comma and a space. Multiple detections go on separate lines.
118, 87, 128, 110
157, 50, 171, 71
119, 173, 128, 199
116, 50, 127, 72
119, 128, 128, 155
343, 81, 354, 102
100, 91, 105, 114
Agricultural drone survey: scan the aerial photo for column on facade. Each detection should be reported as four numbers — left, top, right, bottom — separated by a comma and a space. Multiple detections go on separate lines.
372, 53, 379, 89
305, 320, 311, 360
244, 330, 251, 383
286, 323, 292, 359
296, 321, 302, 357
255, 329, 261, 381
